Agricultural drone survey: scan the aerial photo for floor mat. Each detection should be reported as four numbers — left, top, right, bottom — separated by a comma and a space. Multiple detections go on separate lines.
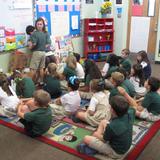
125, 120, 160, 160
0, 115, 159, 160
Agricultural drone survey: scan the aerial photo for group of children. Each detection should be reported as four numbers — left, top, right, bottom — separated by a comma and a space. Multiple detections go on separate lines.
0, 17, 160, 159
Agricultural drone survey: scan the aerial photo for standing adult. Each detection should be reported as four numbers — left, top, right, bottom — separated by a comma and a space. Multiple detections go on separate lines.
29, 18, 51, 83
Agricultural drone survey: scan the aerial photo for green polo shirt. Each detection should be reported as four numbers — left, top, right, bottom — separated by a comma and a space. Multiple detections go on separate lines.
24, 107, 52, 136
142, 92, 160, 115
16, 77, 35, 98
103, 108, 135, 154
43, 75, 62, 99
120, 58, 131, 73
109, 85, 130, 100
30, 31, 51, 51
63, 66, 76, 80
106, 66, 118, 78
85, 74, 91, 86
123, 79, 136, 97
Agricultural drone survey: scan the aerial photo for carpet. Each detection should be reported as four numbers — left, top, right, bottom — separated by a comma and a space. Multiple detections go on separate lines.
0, 115, 159, 160
125, 120, 160, 160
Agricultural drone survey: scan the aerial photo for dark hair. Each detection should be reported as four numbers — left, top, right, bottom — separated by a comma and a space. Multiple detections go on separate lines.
16, 79, 25, 97
35, 18, 46, 32
148, 77, 160, 92
107, 54, 120, 67
26, 25, 35, 35
132, 64, 145, 87
33, 89, 51, 107
68, 76, 80, 91
117, 67, 127, 79
137, 50, 150, 64
0, 73, 12, 95
84, 59, 102, 82
90, 79, 105, 92
110, 95, 129, 117
73, 53, 80, 62
45, 55, 57, 68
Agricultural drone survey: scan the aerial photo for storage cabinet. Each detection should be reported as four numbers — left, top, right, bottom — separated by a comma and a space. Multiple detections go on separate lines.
83, 18, 114, 61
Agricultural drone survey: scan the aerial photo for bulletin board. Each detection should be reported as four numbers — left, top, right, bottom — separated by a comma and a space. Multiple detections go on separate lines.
0, 0, 34, 52
35, 0, 81, 38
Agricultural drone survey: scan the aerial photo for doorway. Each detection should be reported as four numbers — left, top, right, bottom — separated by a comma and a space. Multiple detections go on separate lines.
127, 0, 160, 54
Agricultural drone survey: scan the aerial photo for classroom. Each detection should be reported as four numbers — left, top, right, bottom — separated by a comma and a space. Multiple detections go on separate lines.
0, 0, 160, 160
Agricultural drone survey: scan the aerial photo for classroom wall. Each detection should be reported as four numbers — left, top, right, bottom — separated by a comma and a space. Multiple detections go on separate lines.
1, 1, 159, 72
72, 0, 129, 56
72, 1, 102, 55
0, 53, 10, 73
113, 1, 129, 55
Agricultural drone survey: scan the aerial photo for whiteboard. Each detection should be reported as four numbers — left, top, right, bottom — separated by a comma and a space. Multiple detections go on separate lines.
51, 12, 69, 37
130, 17, 150, 53
0, 0, 33, 34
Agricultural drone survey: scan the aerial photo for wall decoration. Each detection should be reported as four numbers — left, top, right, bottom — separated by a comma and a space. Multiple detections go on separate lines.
116, 0, 122, 4
116, 7, 122, 18
0, 0, 33, 51
35, 0, 81, 38
132, 0, 143, 16
85, 0, 93, 4
16, 34, 26, 49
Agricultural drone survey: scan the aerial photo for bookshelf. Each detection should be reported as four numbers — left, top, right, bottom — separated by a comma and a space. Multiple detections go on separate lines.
83, 18, 114, 61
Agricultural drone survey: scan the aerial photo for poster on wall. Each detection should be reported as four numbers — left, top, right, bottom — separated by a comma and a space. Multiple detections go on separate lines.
116, 7, 122, 18
85, 0, 93, 4
116, 0, 122, 4
132, 0, 143, 16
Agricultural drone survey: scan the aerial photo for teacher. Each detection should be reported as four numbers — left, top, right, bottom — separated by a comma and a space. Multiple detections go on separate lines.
29, 17, 51, 83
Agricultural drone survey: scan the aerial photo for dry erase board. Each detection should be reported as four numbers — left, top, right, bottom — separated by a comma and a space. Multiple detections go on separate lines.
0, 0, 34, 51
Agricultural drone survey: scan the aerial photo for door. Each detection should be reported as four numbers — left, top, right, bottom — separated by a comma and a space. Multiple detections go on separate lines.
127, 0, 160, 54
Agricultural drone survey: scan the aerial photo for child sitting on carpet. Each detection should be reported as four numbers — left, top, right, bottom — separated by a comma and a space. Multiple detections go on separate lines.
129, 64, 146, 98
73, 53, 85, 79
79, 59, 102, 92
136, 50, 151, 80
78, 95, 135, 159
0, 73, 20, 117
14, 69, 35, 98
76, 79, 111, 127
118, 77, 160, 122
17, 89, 52, 137
43, 63, 62, 99
109, 72, 130, 99
50, 76, 81, 118
119, 48, 132, 76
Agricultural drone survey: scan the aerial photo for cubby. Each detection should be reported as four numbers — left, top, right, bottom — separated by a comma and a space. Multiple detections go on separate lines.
83, 18, 114, 61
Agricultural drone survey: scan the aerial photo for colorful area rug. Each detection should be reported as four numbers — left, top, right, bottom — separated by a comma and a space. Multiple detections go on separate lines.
0, 115, 159, 160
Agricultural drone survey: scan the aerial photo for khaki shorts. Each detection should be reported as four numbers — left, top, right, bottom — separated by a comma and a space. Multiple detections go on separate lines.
30, 51, 45, 70
89, 137, 123, 159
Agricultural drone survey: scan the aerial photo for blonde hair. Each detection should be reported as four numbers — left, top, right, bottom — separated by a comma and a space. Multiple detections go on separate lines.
33, 89, 51, 107
111, 72, 124, 86
66, 55, 77, 70
122, 48, 130, 55
47, 63, 59, 79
